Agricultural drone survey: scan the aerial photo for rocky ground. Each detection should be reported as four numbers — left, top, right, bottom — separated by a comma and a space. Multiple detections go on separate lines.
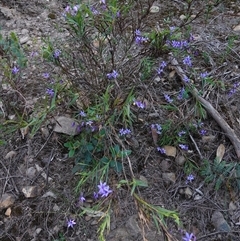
1, 0, 240, 241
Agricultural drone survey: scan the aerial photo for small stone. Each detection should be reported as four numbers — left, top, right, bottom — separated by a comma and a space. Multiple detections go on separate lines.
20, 36, 29, 44
22, 186, 39, 198
35, 228, 42, 235
26, 167, 36, 179
184, 187, 193, 199
21, 29, 29, 35
5, 207, 11, 216
53, 204, 60, 212
211, 211, 231, 232
126, 215, 141, 237
175, 155, 186, 166
4, 150, 17, 159
233, 24, 240, 32
150, 6, 159, 13
42, 191, 57, 199
0, 194, 15, 210
53, 116, 80, 136
162, 172, 176, 183
180, 14, 187, 20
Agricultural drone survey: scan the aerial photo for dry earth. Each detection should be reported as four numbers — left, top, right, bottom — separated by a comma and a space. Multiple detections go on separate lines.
1, 0, 240, 241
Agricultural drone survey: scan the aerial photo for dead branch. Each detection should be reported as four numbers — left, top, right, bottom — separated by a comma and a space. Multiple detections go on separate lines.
169, 56, 240, 159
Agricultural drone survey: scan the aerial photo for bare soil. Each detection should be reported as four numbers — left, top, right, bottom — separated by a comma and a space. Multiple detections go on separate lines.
1, 0, 240, 241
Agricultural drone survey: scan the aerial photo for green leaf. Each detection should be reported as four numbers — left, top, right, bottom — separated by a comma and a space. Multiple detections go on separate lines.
110, 161, 122, 173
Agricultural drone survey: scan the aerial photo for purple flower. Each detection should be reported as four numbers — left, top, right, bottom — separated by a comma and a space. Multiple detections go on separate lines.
199, 129, 207, 135
119, 128, 131, 136
179, 144, 188, 150
86, 120, 93, 126
12, 66, 19, 74
100, 0, 106, 4
107, 70, 119, 79
186, 174, 195, 183
157, 147, 166, 154
178, 130, 186, 137
151, 124, 162, 134
134, 100, 145, 109
169, 26, 176, 32
135, 36, 149, 45
164, 94, 173, 103
157, 61, 167, 75
46, 88, 54, 97
93, 192, 99, 200
178, 87, 185, 100
182, 232, 196, 241
90, 6, 99, 15
97, 181, 112, 197
53, 49, 61, 58
183, 76, 190, 83
67, 219, 76, 228
79, 193, 85, 203
135, 29, 141, 36
79, 110, 87, 117
43, 72, 50, 78
183, 55, 192, 67
200, 72, 208, 79
30, 51, 38, 57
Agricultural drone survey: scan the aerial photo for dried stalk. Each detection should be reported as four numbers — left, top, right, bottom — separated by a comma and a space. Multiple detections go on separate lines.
169, 56, 240, 159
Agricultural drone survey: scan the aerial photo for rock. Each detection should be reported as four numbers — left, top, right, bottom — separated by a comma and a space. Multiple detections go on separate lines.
233, 24, 240, 32
164, 145, 177, 157
180, 14, 187, 20
211, 211, 231, 232
175, 155, 186, 166
20, 36, 29, 44
184, 187, 193, 199
0, 194, 15, 210
4, 150, 17, 159
162, 172, 176, 184
42, 191, 57, 199
22, 186, 40, 198
126, 215, 141, 237
53, 116, 80, 136
150, 6, 159, 13
5, 207, 11, 216
26, 167, 37, 179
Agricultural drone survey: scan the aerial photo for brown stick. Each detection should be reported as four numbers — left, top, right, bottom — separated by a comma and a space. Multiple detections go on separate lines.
170, 56, 240, 159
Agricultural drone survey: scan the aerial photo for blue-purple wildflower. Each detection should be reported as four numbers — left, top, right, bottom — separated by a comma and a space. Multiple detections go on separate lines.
178, 130, 186, 137
178, 87, 185, 100
151, 124, 162, 134
183, 55, 192, 67
200, 72, 208, 79
119, 128, 131, 136
43, 72, 50, 78
186, 174, 195, 184
183, 76, 190, 83
46, 88, 54, 97
79, 193, 86, 203
79, 110, 87, 117
97, 181, 112, 198
157, 147, 166, 154
228, 82, 240, 97
179, 144, 188, 150
182, 232, 196, 241
157, 61, 167, 75
199, 129, 207, 135
107, 70, 119, 79
164, 94, 173, 103
12, 66, 19, 74
134, 29, 149, 45
67, 219, 76, 228
134, 100, 145, 109
53, 49, 61, 58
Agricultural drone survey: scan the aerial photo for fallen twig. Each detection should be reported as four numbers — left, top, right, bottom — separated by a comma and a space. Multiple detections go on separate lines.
169, 56, 240, 159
